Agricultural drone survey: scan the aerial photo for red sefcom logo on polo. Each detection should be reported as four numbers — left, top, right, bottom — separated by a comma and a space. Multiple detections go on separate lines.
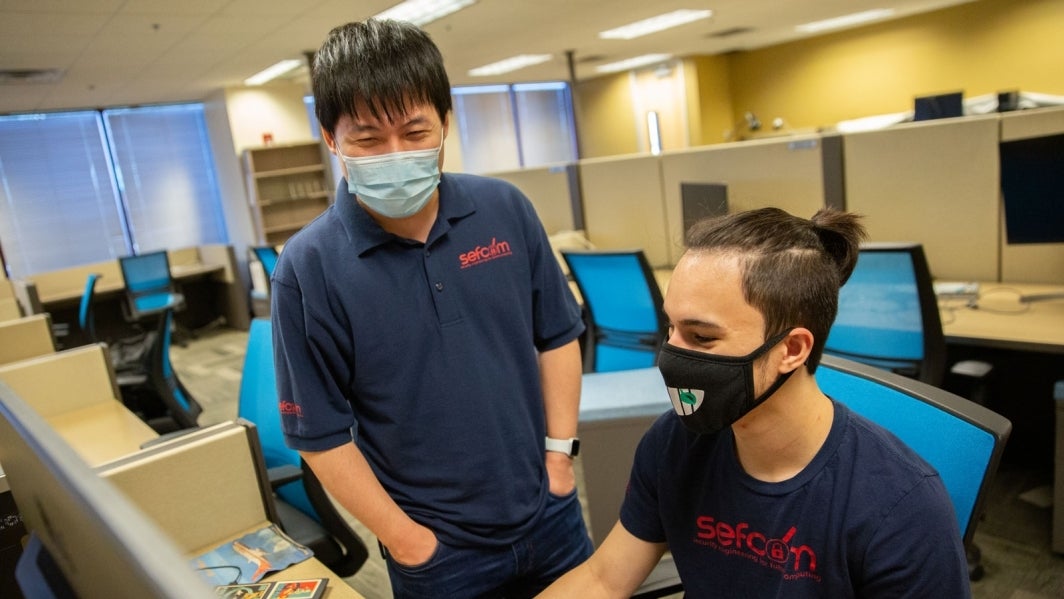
694, 515, 821, 583
279, 400, 303, 418
459, 237, 513, 269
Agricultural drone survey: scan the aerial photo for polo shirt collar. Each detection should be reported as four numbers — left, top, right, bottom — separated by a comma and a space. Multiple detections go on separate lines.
336, 174, 476, 256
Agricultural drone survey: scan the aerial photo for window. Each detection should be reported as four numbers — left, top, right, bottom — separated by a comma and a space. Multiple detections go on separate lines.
0, 104, 228, 278
451, 82, 577, 174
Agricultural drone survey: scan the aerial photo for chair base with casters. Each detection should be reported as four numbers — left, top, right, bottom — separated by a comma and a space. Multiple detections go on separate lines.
116, 308, 201, 434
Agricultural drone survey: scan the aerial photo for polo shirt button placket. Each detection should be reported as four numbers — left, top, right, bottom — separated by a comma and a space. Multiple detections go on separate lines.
435, 282, 444, 291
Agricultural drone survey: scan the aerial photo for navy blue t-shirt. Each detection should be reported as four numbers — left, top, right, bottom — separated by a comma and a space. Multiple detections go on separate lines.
621, 401, 971, 598
271, 173, 584, 547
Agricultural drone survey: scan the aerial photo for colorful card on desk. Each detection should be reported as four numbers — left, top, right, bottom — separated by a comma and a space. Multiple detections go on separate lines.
191, 524, 313, 584
214, 578, 327, 599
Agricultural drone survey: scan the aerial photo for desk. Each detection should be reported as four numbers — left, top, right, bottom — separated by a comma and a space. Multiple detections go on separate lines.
48, 402, 157, 466
578, 368, 670, 545
939, 282, 1064, 354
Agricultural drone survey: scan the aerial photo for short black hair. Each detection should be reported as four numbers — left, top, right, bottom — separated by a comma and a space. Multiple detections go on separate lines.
685, 207, 867, 373
312, 19, 453, 135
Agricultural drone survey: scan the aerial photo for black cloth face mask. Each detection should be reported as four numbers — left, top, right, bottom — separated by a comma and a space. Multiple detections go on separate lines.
658, 330, 794, 435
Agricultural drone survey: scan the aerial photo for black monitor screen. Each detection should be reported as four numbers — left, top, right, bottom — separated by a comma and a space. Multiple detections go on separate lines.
914, 92, 963, 121
1000, 133, 1064, 244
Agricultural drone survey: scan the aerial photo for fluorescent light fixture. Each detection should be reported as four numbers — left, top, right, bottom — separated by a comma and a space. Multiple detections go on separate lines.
595, 54, 672, 74
244, 59, 304, 86
599, 9, 713, 40
468, 54, 552, 77
647, 111, 662, 155
796, 8, 895, 33
375, 0, 477, 26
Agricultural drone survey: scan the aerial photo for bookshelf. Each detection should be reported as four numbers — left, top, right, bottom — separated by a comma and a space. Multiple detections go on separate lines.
243, 141, 333, 245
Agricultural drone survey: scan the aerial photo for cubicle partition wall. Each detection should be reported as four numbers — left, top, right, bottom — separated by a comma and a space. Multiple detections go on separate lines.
578, 154, 673, 268
998, 106, 1064, 283
488, 164, 581, 235
842, 115, 1001, 282
0, 278, 20, 322
659, 135, 829, 265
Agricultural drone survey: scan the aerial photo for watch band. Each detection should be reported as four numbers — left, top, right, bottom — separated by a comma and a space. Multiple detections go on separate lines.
545, 436, 580, 457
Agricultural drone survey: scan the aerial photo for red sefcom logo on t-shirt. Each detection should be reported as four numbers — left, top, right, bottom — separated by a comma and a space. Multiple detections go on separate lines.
458, 237, 513, 269
694, 515, 822, 583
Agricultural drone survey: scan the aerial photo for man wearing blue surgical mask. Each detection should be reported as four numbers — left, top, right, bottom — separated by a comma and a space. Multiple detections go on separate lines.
270, 18, 591, 599
539, 207, 971, 598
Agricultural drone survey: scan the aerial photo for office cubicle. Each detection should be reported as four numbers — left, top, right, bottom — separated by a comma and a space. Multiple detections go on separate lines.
842, 114, 1001, 282
489, 164, 581, 235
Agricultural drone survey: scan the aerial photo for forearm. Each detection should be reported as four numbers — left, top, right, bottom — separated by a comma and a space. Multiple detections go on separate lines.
538, 522, 665, 598
300, 443, 432, 563
540, 338, 582, 440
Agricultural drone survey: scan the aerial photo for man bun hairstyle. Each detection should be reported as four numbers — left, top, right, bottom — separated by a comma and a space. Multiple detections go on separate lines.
685, 207, 867, 372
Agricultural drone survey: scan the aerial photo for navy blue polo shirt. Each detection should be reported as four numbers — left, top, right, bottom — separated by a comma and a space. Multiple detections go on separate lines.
271, 172, 584, 547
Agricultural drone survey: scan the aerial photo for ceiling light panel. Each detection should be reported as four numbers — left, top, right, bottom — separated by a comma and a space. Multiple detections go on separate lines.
468, 54, 553, 77
375, 0, 477, 27
796, 9, 896, 33
244, 59, 303, 86
595, 54, 673, 74
599, 9, 713, 40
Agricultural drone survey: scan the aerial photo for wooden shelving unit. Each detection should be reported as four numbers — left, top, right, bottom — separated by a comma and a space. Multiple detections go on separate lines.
243, 141, 333, 246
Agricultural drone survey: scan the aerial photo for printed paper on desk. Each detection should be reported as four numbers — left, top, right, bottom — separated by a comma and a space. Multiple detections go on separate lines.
191, 524, 313, 584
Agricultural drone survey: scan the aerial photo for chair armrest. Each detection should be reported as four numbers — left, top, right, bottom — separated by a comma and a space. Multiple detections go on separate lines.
267, 464, 303, 488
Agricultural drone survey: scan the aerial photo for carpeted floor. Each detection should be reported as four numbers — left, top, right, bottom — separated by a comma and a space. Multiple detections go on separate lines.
171, 326, 1064, 599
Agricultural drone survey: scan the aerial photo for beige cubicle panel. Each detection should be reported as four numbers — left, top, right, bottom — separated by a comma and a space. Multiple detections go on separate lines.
0, 314, 55, 365
578, 154, 672, 267
0, 278, 21, 321
843, 114, 1001, 282
660, 135, 828, 265
999, 106, 1064, 284
489, 164, 578, 235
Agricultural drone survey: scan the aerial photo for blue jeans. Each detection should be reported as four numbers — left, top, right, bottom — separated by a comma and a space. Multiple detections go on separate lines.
385, 490, 593, 598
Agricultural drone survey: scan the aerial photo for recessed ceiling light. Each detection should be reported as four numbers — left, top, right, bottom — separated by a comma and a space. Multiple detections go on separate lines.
244, 59, 304, 86
375, 0, 477, 26
595, 54, 672, 74
468, 54, 553, 77
796, 8, 896, 33
599, 9, 713, 40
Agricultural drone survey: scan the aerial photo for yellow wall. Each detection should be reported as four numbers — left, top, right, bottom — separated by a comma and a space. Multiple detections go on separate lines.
727, 0, 1064, 132
574, 72, 640, 158
576, 0, 1064, 158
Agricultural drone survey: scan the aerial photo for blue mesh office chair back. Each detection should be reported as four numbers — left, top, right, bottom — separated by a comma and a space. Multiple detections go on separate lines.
816, 354, 1011, 547
78, 273, 101, 343
562, 249, 667, 373
824, 242, 946, 385
238, 318, 369, 577
251, 246, 279, 279
119, 250, 185, 318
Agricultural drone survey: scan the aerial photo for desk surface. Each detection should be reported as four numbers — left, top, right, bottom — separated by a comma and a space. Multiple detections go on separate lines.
262, 558, 365, 598
37, 262, 226, 306
940, 282, 1064, 354
48, 401, 158, 466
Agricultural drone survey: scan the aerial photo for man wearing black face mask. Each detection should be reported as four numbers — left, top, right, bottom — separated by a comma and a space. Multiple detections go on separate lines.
539, 207, 971, 598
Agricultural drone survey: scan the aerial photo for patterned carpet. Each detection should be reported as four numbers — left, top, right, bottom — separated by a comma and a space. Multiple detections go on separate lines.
171, 326, 1064, 599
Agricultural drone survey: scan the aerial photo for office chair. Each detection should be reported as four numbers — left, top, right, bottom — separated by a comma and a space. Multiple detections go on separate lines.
561, 249, 667, 373
824, 243, 948, 385
118, 250, 186, 322
78, 273, 101, 344
237, 317, 369, 577
250, 245, 279, 281
816, 353, 1011, 581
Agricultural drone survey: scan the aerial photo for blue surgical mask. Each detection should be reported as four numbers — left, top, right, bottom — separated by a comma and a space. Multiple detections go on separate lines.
337, 140, 442, 219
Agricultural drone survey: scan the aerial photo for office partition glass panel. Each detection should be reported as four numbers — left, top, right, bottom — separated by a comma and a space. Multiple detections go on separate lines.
103, 104, 228, 254
452, 85, 521, 174
0, 111, 129, 278
512, 82, 577, 168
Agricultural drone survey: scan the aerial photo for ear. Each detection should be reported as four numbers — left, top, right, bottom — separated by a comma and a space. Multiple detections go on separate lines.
778, 328, 814, 373
442, 111, 451, 139
321, 126, 338, 154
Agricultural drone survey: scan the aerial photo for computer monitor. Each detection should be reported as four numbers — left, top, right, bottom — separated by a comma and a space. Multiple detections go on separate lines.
1000, 132, 1064, 245
913, 91, 964, 121
0, 381, 215, 599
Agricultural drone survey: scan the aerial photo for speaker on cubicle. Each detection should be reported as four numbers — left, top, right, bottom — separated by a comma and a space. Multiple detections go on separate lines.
680, 182, 728, 237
